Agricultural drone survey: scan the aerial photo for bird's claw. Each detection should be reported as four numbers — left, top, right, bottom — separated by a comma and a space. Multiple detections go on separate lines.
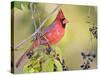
26, 50, 33, 59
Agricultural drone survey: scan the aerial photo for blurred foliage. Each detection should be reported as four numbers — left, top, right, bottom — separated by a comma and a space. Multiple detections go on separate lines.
23, 46, 63, 73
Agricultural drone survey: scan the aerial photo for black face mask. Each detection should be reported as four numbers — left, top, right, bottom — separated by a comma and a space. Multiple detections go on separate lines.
60, 18, 66, 28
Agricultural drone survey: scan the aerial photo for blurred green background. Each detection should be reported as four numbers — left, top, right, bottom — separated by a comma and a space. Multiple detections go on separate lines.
12, 2, 97, 73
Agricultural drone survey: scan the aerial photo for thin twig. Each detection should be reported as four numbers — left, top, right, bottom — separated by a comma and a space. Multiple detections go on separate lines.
30, 2, 37, 31
36, 5, 41, 25
37, 5, 61, 31
14, 5, 61, 49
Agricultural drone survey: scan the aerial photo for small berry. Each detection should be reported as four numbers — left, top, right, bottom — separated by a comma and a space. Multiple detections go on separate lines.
92, 54, 96, 58
56, 57, 60, 62
57, 54, 59, 56
88, 58, 93, 62
81, 52, 85, 56
87, 54, 91, 57
63, 68, 67, 71
80, 65, 84, 68
87, 65, 90, 68
54, 68, 57, 71
53, 64, 57, 71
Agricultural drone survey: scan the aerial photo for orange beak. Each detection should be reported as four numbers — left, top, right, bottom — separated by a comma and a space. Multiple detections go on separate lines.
62, 18, 69, 25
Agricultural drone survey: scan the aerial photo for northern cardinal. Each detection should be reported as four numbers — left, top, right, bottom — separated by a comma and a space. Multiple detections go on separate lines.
16, 9, 69, 68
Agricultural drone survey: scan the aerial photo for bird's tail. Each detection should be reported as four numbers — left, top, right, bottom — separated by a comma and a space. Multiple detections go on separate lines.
16, 41, 38, 68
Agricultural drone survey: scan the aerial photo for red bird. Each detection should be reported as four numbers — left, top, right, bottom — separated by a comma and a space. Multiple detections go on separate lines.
16, 9, 69, 68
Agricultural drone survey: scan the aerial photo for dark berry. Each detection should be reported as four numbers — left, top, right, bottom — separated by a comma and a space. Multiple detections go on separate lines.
26, 51, 33, 59
57, 54, 59, 56
62, 65, 65, 68
87, 54, 91, 57
63, 68, 67, 71
88, 58, 93, 62
81, 52, 86, 59
26, 52, 29, 56
92, 54, 96, 58
28, 54, 32, 59
54, 64, 57, 68
83, 65, 87, 70
87, 65, 90, 68
46, 47, 52, 54
54, 68, 57, 71
53, 64, 57, 71
56, 57, 60, 62
81, 52, 85, 56
89, 28, 92, 31
80, 65, 84, 68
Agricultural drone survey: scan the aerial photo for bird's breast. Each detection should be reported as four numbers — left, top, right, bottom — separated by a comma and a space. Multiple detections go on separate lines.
44, 21, 65, 45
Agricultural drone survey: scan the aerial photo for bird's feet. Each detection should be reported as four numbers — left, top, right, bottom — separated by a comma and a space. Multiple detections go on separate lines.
26, 50, 33, 59
45, 44, 52, 54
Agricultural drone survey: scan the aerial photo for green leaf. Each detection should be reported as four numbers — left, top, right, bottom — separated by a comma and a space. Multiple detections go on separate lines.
23, 62, 35, 73
23, 46, 63, 73
52, 47, 63, 62
23, 58, 40, 73
54, 47, 62, 56
54, 59, 62, 71
42, 58, 54, 72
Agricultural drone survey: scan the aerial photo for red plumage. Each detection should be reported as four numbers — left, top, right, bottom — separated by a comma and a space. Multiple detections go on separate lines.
16, 9, 68, 68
